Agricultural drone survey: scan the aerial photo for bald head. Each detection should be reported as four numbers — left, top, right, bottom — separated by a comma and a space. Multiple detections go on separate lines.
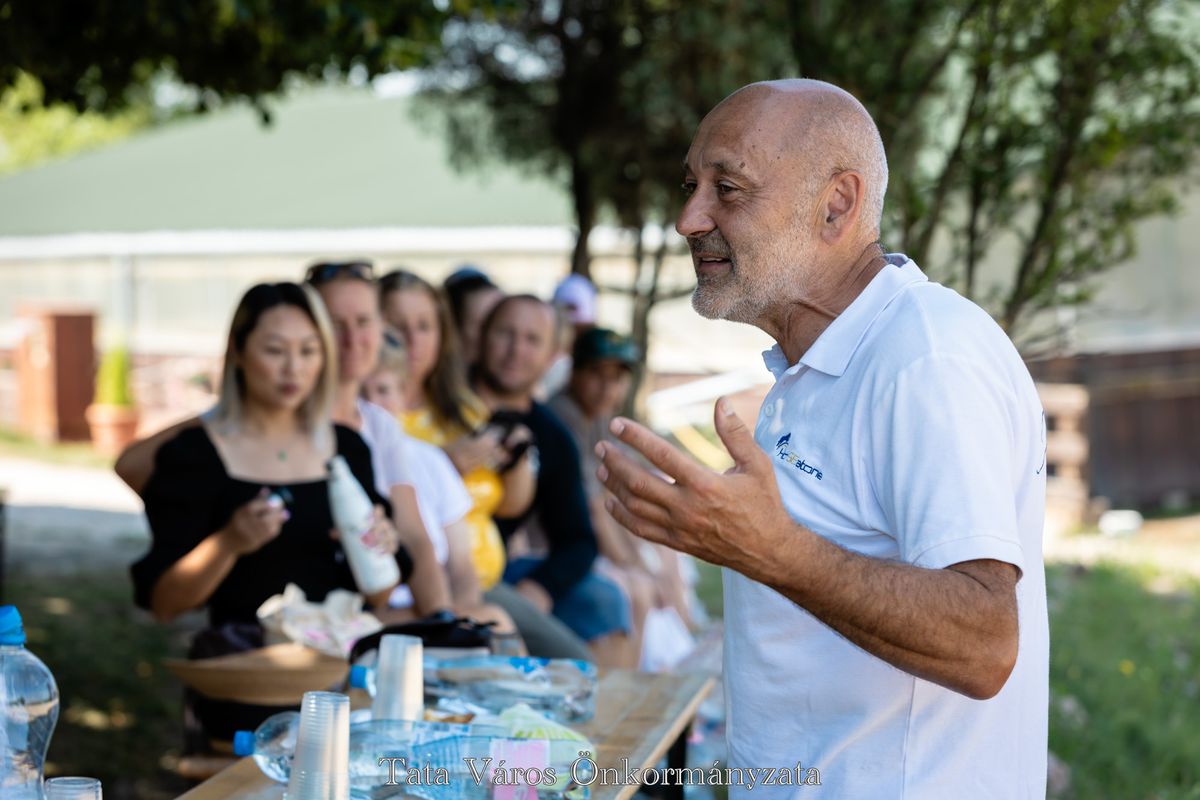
702, 79, 888, 233
677, 79, 891, 329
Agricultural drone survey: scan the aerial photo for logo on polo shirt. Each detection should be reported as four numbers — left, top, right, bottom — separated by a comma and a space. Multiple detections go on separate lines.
774, 433, 823, 480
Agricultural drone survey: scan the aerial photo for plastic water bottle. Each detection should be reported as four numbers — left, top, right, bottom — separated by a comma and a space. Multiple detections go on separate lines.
0, 605, 61, 799
327, 456, 400, 594
232, 711, 300, 783
237, 715, 487, 787
418, 656, 597, 723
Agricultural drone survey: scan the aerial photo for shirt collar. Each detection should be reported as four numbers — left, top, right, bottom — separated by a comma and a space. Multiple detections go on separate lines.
761, 254, 927, 379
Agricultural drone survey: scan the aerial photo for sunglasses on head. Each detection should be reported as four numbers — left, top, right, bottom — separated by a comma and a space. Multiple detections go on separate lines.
304, 260, 376, 285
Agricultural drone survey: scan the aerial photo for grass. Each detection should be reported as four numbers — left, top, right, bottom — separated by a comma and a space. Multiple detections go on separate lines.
695, 559, 1200, 799
6, 570, 191, 800
1047, 563, 1200, 799
1143, 503, 1200, 521
0, 427, 115, 469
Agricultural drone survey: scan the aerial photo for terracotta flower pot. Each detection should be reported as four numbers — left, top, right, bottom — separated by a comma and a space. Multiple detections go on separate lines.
85, 403, 139, 457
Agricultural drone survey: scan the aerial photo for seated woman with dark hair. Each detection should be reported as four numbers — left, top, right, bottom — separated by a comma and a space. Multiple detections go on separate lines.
130, 282, 409, 738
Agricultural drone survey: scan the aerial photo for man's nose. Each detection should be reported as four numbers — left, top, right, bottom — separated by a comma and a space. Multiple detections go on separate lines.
676, 190, 716, 238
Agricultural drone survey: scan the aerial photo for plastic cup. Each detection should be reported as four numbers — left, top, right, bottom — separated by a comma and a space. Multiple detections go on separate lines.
44, 777, 103, 799
372, 634, 423, 721
489, 631, 524, 657
287, 691, 350, 800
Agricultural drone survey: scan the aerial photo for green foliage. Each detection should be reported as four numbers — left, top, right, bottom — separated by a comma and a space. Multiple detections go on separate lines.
420, 0, 791, 275
788, 0, 1200, 337
0, 73, 148, 175
0, 0, 459, 119
0, 426, 117, 468
3, 0, 1198, 342
421, 0, 1200, 345
93, 347, 135, 408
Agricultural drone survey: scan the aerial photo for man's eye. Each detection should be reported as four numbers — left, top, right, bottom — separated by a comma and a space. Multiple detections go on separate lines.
681, 181, 697, 196
717, 183, 737, 196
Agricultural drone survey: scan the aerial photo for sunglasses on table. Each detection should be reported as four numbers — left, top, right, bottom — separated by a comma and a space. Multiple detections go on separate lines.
304, 260, 376, 285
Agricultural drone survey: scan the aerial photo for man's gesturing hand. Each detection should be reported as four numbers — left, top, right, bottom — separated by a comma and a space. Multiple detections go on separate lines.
595, 397, 795, 575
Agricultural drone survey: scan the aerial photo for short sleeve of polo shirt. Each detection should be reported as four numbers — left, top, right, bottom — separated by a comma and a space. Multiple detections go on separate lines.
869, 353, 1027, 576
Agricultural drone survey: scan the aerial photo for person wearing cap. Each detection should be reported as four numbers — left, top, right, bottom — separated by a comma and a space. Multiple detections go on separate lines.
547, 328, 640, 487
540, 273, 599, 399
551, 273, 598, 330
548, 330, 700, 657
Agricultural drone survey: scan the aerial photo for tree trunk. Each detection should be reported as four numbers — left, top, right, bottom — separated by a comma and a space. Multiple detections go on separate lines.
624, 224, 670, 419
570, 158, 595, 279
623, 224, 649, 419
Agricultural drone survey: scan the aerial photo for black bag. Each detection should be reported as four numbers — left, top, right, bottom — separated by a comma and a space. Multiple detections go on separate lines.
349, 614, 495, 663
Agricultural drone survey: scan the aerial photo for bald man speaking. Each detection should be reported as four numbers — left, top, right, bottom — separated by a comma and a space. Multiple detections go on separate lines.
596, 80, 1048, 797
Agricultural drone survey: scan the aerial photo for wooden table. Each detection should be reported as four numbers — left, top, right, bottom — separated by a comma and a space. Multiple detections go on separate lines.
177, 669, 715, 800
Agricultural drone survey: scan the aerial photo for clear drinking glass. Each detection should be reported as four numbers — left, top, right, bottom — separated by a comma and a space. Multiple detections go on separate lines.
44, 776, 103, 799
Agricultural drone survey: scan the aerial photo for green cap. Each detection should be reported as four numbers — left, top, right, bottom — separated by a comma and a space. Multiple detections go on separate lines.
573, 328, 639, 369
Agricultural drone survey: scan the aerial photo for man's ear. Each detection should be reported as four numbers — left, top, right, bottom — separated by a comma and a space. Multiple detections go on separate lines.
820, 170, 864, 243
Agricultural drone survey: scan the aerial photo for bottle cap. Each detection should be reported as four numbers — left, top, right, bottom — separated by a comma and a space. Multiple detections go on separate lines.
348, 664, 369, 690
0, 606, 25, 646
232, 730, 255, 757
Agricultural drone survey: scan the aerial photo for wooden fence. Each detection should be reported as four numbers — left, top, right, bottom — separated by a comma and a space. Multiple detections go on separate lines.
1028, 347, 1200, 510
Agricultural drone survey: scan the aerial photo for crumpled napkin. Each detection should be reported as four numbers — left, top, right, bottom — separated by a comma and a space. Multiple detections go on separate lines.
257, 583, 383, 658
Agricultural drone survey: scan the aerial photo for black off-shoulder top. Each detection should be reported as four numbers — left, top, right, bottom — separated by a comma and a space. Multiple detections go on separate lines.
131, 423, 408, 626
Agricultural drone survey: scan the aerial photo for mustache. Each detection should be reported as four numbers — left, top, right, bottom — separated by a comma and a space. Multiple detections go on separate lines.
687, 232, 732, 259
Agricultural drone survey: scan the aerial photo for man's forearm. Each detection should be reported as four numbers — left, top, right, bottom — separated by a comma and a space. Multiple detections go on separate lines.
756, 525, 1019, 700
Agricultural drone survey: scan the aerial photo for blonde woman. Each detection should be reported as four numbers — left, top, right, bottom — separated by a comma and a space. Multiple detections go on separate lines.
131, 283, 406, 626
378, 270, 534, 591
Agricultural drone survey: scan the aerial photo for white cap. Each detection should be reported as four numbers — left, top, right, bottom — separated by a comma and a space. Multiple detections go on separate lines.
552, 274, 597, 325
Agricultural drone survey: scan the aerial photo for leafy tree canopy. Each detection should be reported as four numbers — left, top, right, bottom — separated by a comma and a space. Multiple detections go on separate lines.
0, 0, 457, 119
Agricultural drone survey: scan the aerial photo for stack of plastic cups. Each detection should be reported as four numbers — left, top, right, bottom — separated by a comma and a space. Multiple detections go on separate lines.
288, 691, 351, 800
373, 634, 423, 721
44, 777, 103, 799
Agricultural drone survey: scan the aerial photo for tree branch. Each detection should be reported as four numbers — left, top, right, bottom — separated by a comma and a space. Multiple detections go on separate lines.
910, 38, 991, 264
1002, 37, 1105, 330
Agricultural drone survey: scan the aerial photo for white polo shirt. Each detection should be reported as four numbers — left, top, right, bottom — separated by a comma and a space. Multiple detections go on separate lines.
724, 256, 1048, 799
